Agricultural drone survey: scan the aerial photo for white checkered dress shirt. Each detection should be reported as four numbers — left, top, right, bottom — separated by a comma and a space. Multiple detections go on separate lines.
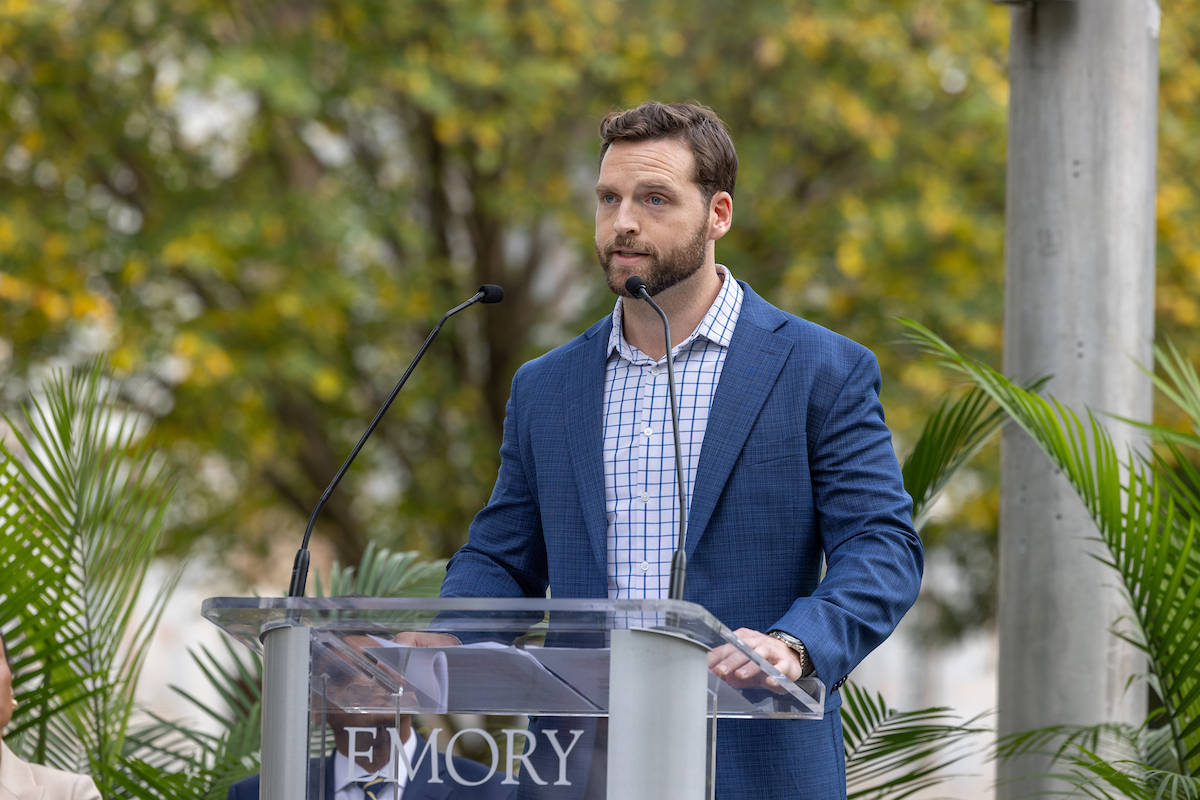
603, 266, 744, 599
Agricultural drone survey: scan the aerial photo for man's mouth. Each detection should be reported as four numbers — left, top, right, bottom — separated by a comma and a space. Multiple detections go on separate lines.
608, 241, 654, 258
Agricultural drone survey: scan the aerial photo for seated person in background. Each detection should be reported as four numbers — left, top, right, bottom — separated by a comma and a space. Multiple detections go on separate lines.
0, 630, 102, 800
229, 634, 512, 800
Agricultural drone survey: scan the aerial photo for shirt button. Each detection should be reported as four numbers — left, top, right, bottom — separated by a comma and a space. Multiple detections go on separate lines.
643, 427, 653, 437
639, 561, 650, 572
650, 367, 660, 375
640, 492, 650, 503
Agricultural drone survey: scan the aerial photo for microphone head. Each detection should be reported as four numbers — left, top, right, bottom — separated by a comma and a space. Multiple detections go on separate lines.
477, 284, 505, 304
624, 276, 648, 297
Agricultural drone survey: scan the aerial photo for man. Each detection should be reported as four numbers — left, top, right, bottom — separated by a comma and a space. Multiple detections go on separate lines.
228, 635, 512, 800
407, 102, 923, 798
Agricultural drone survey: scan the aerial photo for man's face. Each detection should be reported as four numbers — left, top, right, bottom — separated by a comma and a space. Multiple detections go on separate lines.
312, 634, 403, 725
311, 635, 413, 770
594, 138, 716, 298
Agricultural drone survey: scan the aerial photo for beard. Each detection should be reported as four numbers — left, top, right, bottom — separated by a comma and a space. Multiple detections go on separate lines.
596, 220, 710, 298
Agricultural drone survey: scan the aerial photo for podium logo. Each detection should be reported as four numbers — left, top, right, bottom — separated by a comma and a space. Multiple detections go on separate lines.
345, 726, 586, 786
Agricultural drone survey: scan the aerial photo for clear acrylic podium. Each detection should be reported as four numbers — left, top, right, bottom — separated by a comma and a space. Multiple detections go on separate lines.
203, 597, 824, 800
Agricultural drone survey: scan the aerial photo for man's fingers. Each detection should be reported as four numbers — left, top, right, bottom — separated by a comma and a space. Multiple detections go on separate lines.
711, 650, 751, 678
707, 642, 749, 673
392, 631, 461, 647
708, 628, 803, 691
730, 647, 777, 682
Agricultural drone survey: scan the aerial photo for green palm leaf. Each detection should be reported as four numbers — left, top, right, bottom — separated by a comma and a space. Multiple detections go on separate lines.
312, 540, 447, 598
0, 359, 182, 792
901, 379, 1049, 533
126, 540, 448, 797
119, 641, 265, 799
997, 723, 1200, 799
842, 682, 987, 799
1120, 341, 1200, 451
900, 319, 1200, 788
903, 387, 1004, 531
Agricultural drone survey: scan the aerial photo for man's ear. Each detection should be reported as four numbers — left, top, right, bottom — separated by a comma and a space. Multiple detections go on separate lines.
709, 191, 733, 241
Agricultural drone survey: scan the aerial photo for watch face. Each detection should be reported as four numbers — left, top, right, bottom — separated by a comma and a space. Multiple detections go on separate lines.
770, 631, 812, 676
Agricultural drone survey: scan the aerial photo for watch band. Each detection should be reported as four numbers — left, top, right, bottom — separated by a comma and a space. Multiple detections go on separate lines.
767, 630, 815, 677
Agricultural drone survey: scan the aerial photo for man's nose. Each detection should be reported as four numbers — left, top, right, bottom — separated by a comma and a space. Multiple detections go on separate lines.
614, 200, 640, 236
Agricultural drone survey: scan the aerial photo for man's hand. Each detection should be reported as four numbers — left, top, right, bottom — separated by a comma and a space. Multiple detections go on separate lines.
707, 628, 802, 690
392, 631, 462, 647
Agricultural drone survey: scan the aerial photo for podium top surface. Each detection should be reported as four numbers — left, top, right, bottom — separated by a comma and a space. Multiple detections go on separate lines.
202, 596, 825, 719
204, 596, 727, 648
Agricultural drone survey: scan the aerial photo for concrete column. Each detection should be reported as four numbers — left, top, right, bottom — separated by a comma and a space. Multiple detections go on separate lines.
998, 2, 1158, 797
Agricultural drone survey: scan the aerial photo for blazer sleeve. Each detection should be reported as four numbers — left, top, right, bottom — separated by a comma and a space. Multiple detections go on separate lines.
773, 349, 924, 687
441, 364, 549, 600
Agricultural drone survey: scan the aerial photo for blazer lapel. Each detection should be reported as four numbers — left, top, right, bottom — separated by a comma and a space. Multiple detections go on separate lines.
563, 322, 613, 575
0, 743, 45, 800
686, 288, 792, 556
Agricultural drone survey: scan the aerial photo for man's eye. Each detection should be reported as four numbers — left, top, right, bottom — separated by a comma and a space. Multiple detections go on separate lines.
649, 196, 663, 205
602, 194, 616, 203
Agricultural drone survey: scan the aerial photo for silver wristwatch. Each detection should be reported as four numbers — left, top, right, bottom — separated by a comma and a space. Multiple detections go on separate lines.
767, 630, 815, 677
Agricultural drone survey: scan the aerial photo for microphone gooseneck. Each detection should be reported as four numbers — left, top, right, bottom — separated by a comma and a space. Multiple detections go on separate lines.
624, 276, 688, 602
286, 285, 504, 597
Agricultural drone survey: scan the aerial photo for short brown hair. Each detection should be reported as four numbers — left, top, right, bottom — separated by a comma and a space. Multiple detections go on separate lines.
598, 102, 738, 202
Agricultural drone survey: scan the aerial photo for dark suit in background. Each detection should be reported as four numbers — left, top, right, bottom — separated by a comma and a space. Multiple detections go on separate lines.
226, 734, 515, 800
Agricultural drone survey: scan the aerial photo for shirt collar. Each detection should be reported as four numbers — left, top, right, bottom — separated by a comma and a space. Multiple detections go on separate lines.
606, 265, 742, 363
333, 729, 419, 793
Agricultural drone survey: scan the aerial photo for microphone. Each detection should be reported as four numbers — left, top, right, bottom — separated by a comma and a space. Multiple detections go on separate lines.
287, 285, 505, 597
624, 276, 688, 602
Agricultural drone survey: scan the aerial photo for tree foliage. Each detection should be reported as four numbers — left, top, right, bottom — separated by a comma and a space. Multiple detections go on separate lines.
0, 0, 1015, 587
6, 0, 1190, 634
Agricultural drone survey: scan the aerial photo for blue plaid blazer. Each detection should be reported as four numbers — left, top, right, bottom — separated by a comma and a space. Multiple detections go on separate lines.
442, 283, 924, 799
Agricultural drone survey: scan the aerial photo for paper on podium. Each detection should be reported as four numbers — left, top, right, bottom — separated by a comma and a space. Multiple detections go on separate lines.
365, 638, 781, 718
366, 635, 449, 712
527, 645, 772, 716
523, 645, 608, 707
366, 639, 604, 715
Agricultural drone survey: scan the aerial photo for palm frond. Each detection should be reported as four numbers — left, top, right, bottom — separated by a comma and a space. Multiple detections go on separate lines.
997, 724, 1200, 799
133, 540, 449, 796
997, 722, 1141, 764
312, 540, 448, 598
900, 374, 1046, 533
901, 319, 1200, 781
91, 756, 199, 800
1143, 341, 1200, 442
0, 358, 182, 792
1150, 447, 1200, 526
903, 387, 1005, 531
842, 682, 987, 799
